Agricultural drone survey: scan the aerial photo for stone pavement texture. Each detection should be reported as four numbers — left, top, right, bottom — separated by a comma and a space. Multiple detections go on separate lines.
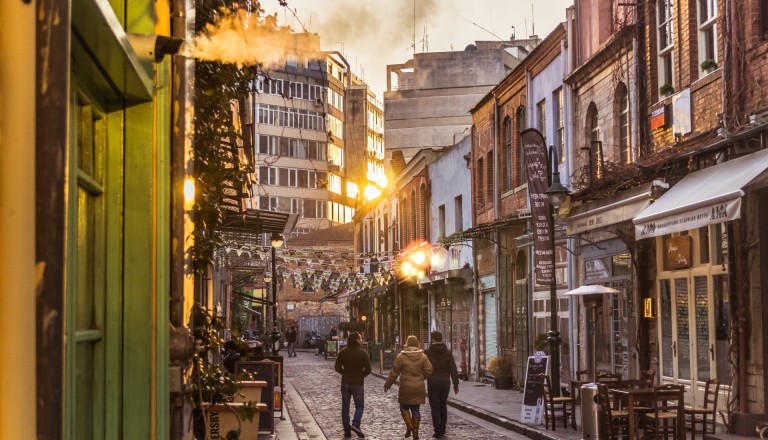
269, 349, 756, 440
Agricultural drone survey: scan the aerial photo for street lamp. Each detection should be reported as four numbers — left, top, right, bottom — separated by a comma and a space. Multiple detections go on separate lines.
545, 144, 569, 396
264, 232, 285, 356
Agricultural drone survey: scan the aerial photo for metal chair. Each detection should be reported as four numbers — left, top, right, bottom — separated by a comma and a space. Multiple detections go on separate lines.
539, 373, 577, 431
643, 384, 684, 440
597, 383, 630, 439
685, 378, 720, 438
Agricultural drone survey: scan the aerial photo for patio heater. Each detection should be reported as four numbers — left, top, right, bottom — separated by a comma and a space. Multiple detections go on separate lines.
564, 284, 620, 383
565, 284, 620, 440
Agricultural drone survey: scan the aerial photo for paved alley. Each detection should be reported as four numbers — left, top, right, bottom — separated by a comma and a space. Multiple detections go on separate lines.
283, 350, 530, 440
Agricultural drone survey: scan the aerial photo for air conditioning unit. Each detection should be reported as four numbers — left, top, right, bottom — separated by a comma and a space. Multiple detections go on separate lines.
314, 98, 323, 107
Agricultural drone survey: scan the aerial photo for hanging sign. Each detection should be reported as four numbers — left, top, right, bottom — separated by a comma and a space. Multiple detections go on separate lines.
522, 129, 555, 286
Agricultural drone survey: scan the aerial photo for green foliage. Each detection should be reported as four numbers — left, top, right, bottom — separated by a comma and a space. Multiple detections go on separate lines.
486, 356, 512, 378
659, 83, 675, 97
700, 59, 718, 71
191, 1, 267, 273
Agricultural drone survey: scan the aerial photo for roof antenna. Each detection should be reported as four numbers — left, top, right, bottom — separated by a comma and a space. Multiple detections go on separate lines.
531, 4, 535, 37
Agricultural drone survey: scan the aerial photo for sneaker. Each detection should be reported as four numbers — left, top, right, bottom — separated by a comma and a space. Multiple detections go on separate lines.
350, 425, 366, 438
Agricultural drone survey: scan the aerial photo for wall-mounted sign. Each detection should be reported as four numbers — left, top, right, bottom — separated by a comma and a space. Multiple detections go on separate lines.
672, 88, 692, 135
650, 106, 669, 130
643, 297, 655, 318
665, 236, 692, 270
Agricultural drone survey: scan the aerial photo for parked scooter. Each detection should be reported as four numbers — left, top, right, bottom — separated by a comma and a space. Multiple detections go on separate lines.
302, 330, 321, 349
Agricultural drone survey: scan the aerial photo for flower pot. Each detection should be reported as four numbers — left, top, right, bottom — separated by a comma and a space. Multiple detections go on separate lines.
233, 380, 268, 404
494, 377, 514, 390
203, 403, 261, 439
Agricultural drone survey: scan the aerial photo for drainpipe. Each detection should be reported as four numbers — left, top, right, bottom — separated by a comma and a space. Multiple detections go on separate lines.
492, 97, 502, 362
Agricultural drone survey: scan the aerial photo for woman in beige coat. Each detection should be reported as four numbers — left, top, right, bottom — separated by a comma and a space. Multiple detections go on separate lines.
384, 335, 433, 440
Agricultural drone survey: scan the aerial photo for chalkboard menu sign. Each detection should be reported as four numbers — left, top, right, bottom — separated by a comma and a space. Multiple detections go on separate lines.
520, 353, 549, 424
235, 361, 275, 433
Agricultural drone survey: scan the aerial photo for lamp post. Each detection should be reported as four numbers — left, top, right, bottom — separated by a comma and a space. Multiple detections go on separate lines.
545, 144, 569, 396
269, 232, 285, 356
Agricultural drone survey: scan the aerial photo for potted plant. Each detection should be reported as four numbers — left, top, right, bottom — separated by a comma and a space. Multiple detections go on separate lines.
659, 83, 675, 98
486, 356, 513, 390
700, 59, 718, 74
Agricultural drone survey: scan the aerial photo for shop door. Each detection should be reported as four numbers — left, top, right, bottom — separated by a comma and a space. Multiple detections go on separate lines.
484, 292, 498, 361
514, 283, 528, 382
659, 274, 729, 406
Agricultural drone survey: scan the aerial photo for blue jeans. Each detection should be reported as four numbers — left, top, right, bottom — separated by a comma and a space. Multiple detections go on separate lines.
428, 379, 450, 433
399, 403, 421, 418
341, 383, 365, 433
287, 341, 296, 356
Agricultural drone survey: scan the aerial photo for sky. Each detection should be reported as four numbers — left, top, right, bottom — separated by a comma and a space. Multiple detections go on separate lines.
269, 0, 573, 97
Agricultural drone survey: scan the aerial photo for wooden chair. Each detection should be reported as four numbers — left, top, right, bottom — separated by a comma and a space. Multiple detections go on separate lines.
539, 373, 577, 431
643, 384, 684, 440
597, 383, 630, 439
570, 369, 590, 403
597, 372, 623, 384
642, 369, 657, 388
685, 378, 720, 438
612, 380, 644, 410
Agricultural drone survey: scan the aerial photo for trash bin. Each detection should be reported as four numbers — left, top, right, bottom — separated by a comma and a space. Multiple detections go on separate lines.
580, 383, 601, 439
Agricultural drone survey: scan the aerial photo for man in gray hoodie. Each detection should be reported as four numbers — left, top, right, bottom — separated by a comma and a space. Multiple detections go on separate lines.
424, 331, 459, 438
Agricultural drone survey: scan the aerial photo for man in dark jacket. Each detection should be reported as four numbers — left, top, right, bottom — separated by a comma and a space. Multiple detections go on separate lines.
334, 332, 371, 438
424, 331, 459, 438
285, 325, 297, 357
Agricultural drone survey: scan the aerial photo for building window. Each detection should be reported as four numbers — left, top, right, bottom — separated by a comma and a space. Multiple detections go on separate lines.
657, 0, 675, 90
259, 166, 276, 185
504, 117, 513, 192
516, 106, 526, 187
587, 103, 603, 182
486, 151, 494, 204
419, 184, 428, 241
476, 157, 484, 207
537, 99, 547, 137
698, 0, 717, 76
454, 195, 463, 233
410, 191, 417, 243
616, 83, 631, 164
553, 89, 565, 163
438, 205, 446, 239
761, 0, 768, 40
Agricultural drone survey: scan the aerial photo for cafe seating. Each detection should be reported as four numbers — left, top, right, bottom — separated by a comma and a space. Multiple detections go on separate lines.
685, 378, 720, 438
597, 372, 623, 383
570, 369, 590, 403
642, 369, 657, 388
643, 384, 684, 440
539, 373, 577, 431
597, 383, 630, 439
612, 380, 644, 410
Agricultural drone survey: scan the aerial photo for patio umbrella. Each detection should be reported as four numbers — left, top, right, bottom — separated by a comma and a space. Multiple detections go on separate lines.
565, 285, 620, 383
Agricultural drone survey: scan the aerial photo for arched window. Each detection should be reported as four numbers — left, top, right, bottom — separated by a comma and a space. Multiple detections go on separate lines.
410, 190, 417, 243
419, 183, 428, 240
504, 117, 513, 192
400, 198, 408, 247
615, 83, 631, 164
516, 106, 526, 187
586, 103, 602, 182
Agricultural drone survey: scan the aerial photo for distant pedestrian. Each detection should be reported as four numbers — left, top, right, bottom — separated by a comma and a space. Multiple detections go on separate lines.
286, 325, 297, 357
334, 332, 372, 438
424, 331, 459, 438
384, 335, 433, 440
329, 324, 338, 339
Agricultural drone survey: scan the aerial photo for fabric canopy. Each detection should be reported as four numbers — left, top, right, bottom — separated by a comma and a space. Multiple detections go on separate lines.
633, 148, 768, 239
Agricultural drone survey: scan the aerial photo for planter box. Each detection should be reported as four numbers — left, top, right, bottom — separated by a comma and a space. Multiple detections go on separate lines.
234, 380, 268, 404
203, 402, 267, 439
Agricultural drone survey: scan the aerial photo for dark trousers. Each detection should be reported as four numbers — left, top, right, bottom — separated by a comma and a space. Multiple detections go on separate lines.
427, 379, 451, 434
341, 383, 365, 434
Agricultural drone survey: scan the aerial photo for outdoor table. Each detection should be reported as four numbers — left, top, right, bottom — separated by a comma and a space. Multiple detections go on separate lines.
570, 379, 586, 402
610, 387, 685, 440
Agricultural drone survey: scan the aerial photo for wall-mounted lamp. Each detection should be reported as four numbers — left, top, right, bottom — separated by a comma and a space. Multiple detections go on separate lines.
126, 33, 184, 63
674, 132, 682, 144
649, 179, 669, 201
750, 114, 767, 127
717, 127, 731, 139
183, 177, 196, 210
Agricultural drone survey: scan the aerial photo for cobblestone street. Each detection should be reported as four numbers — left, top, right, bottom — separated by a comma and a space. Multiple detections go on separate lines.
283, 351, 529, 440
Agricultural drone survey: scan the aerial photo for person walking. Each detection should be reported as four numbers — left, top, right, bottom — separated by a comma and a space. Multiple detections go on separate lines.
384, 335, 433, 440
334, 332, 372, 438
424, 331, 459, 438
285, 325, 297, 357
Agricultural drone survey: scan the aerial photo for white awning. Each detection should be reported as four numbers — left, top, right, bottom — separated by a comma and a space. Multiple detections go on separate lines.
634, 148, 768, 239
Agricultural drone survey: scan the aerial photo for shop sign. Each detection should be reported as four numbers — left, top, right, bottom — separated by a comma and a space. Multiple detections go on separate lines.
650, 106, 668, 130
522, 128, 555, 286
665, 236, 692, 270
